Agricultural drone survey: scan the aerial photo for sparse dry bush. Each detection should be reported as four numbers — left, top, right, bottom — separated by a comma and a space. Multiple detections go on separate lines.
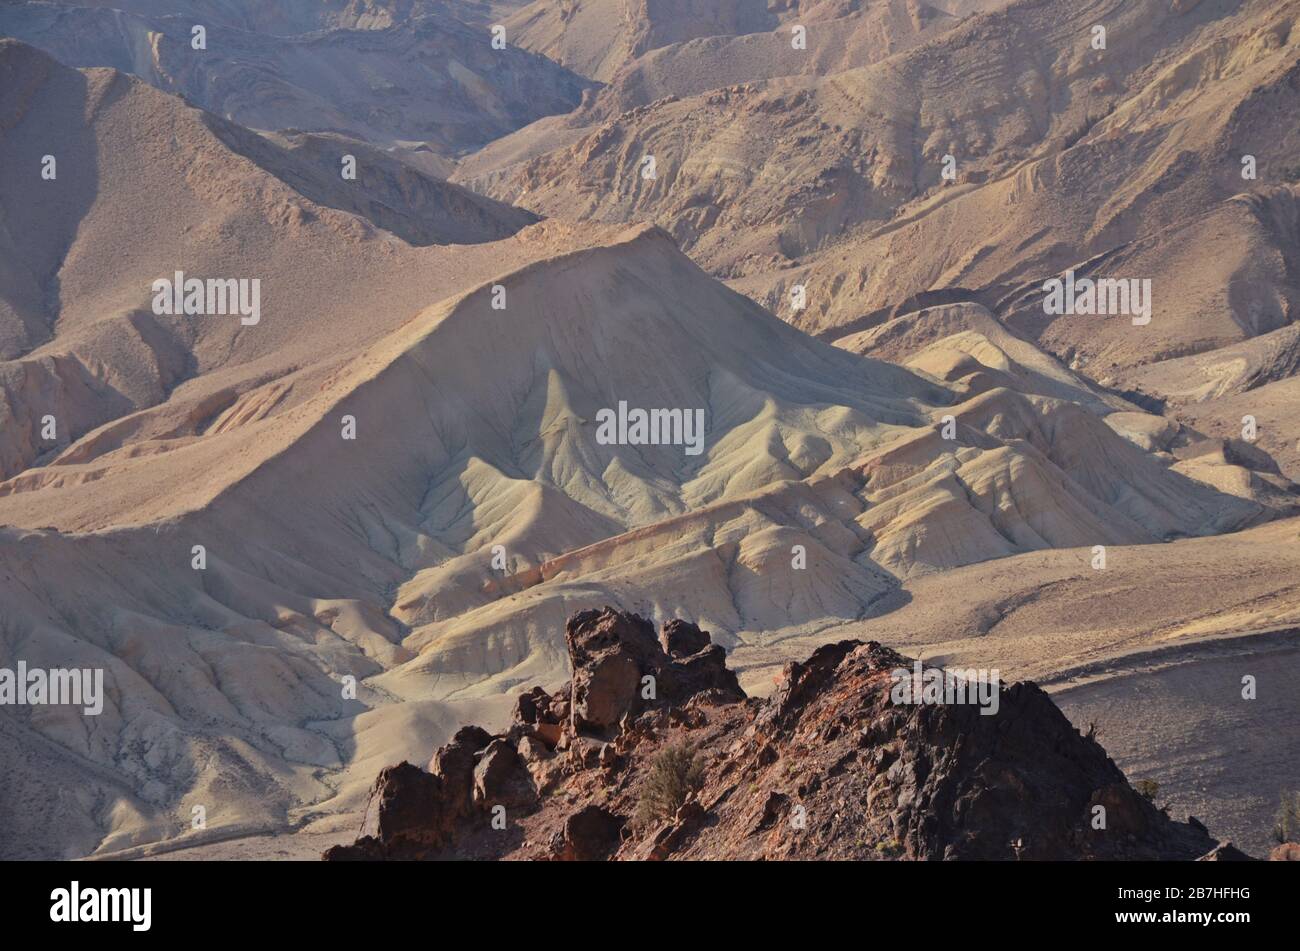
635, 742, 704, 827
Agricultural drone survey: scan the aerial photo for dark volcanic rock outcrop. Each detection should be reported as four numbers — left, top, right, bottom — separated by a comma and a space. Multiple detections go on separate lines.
324, 608, 1235, 861
566, 607, 744, 735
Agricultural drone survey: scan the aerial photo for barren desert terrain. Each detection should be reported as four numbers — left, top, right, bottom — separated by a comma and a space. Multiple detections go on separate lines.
0, 0, 1297, 861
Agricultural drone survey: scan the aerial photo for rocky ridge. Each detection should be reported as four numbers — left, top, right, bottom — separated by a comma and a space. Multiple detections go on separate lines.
324, 607, 1245, 861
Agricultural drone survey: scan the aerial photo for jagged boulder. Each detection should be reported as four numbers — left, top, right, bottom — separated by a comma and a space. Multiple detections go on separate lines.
559, 805, 625, 861
429, 725, 492, 820
574, 649, 643, 734
660, 643, 743, 705
324, 728, 502, 860
513, 686, 550, 726
356, 762, 443, 848
759, 639, 868, 729
566, 609, 657, 735
473, 738, 536, 811
321, 761, 449, 860
512, 684, 568, 748
566, 607, 743, 737
660, 619, 711, 657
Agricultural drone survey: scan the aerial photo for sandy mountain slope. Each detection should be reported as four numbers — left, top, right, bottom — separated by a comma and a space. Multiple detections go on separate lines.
992, 184, 1300, 387
371, 378, 1265, 708
1171, 375, 1300, 482
451, 0, 1001, 191
502, 0, 785, 82
0, 41, 562, 486
0, 44, 625, 858
832, 299, 1300, 510
215, 128, 539, 247
1, 1, 592, 153
726, 0, 1300, 382
501, 0, 1010, 85
140, 516, 1300, 862
564, 0, 998, 119
468, 0, 1229, 265
833, 300, 1128, 411
4, 219, 1261, 859
1125, 322, 1300, 407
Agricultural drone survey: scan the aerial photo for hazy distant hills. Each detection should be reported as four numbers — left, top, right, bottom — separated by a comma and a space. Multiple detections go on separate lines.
0, 0, 589, 152
26, 0, 511, 34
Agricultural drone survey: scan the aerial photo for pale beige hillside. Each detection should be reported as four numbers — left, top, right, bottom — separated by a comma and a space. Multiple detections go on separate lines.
836, 300, 1300, 512
731, 0, 1300, 396
501, 0, 1010, 85
225, 128, 539, 247
0, 213, 946, 531
0, 46, 931, 854
833, 300, 1128, 412
1122, 322, 1300, 406
1172, 376, 1300, 482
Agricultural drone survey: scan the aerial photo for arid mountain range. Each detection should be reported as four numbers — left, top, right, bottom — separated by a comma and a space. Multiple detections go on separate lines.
0, 0, 1297, 861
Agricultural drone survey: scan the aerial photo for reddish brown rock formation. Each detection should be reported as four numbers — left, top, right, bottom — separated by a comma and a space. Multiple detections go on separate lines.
565, 608, 744, 735
324, 608, 1239, 862
660, 618, 712, 657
